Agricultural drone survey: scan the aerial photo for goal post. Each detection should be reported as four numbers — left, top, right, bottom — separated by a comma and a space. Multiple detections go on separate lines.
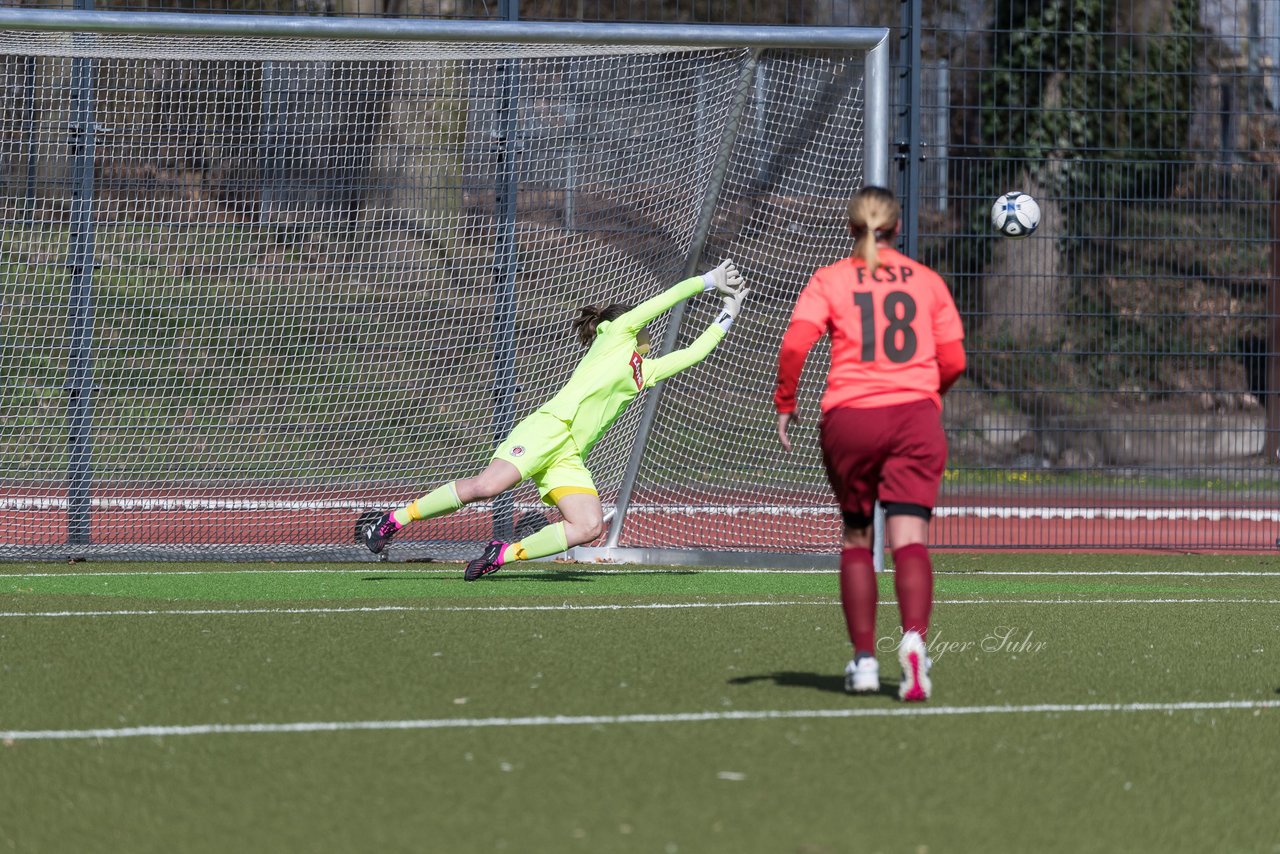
0, 10, 890, 563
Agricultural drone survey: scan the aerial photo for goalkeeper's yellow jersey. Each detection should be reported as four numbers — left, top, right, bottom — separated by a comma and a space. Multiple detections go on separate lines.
536, 275, 726, 457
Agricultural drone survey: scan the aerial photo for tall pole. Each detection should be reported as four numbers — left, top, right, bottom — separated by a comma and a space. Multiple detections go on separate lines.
880, 8, 924, 573
897, 0, 922, 257
1267, 170, 1279, 463
490, 0, 520, 541
66, 0, 97, 546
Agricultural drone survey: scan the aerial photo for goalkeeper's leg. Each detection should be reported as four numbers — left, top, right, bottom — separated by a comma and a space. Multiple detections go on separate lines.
464, 444, 598, 579
364, 460, 522, 554
502, 491, 601, 563
467, 490, 601, 579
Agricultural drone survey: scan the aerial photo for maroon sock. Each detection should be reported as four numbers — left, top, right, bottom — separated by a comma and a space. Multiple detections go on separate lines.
892, 543, 934, 639
839, 547, 878, 655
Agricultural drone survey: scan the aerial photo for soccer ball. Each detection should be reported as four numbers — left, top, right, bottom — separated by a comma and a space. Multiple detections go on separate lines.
991, 191, 1040, 238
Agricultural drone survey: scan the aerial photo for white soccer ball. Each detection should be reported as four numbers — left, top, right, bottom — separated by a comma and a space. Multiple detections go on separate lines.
991, 191, 1040, 239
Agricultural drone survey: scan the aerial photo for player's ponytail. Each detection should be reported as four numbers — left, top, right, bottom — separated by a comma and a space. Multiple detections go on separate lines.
573, 303, 630, 347
848, 185, 901, 274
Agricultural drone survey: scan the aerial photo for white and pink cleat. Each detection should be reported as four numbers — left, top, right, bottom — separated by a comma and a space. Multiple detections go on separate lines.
897, 630, 932, 702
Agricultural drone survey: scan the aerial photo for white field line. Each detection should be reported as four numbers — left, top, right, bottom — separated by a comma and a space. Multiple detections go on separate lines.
1, 568, 1278, 579
2, 597, 1280, 620
938, 570, 1280, 577
0, 601, 822, 618
4, 699, 1277, 742
3, 497, 1279, 522
930, 506, 1280, 522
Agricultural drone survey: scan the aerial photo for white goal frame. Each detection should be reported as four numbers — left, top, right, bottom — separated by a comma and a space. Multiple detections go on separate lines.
0, 10, 890, 567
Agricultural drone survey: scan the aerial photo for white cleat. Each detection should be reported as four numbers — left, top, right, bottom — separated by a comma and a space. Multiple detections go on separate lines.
898, 630, 932, 702
844, 656, 880, 694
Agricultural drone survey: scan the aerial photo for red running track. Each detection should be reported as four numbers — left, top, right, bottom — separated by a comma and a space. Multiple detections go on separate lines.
2, 492, 1275, 553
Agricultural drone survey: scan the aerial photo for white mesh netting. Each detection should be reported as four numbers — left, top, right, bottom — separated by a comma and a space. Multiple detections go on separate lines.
0, 32, 867, 558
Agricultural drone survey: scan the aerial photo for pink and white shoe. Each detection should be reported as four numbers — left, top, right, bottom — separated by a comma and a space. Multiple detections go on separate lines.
898, 630, 932, 702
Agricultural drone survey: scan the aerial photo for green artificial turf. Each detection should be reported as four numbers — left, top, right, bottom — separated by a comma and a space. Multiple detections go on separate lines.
0, 553, 1277, 853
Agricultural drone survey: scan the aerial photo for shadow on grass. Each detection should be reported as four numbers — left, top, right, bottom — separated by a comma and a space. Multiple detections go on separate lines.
728, 671, 900, 699
360, 569, 697, 583
357, 572, 595, 583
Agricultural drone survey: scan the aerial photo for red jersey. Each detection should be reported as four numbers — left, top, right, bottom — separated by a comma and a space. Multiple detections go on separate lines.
775, 247, 964, 413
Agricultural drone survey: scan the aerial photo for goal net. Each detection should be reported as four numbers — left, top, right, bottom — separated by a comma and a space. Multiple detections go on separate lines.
0, 16, 887, 561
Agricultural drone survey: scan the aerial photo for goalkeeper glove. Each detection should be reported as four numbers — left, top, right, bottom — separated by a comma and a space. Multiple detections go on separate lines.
715, 288, 750, 332
701, 259, 745, 296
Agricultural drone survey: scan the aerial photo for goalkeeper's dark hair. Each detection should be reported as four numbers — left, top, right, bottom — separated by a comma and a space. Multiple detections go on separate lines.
573, 303, 631, 347
848, 185, 901, 274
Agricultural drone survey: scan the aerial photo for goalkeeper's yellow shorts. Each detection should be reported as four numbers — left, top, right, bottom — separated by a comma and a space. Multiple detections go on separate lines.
493, 411, 598, 506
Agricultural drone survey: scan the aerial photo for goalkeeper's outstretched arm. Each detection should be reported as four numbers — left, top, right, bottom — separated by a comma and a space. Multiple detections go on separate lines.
642, 289, 749, 386
614, 260, 745, 336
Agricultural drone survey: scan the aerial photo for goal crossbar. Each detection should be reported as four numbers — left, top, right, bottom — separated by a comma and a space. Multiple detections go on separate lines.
0, 9, 889, 49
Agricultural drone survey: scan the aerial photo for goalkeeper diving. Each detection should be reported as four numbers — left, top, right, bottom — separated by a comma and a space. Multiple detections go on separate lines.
360, 260, 751, 580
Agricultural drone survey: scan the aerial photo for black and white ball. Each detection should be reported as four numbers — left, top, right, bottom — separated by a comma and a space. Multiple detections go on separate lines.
991, 191, 1040, 239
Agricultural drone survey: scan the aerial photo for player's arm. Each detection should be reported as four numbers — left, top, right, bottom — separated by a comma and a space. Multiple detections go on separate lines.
774, 278, 830, 415
614, 261, 744, 336
931, 274, 967, 395
774, 279, 829, 451
642, 289, 749, 386
937, 339, 966, 394
774, 318, 824, 414
774, 318, 824, 451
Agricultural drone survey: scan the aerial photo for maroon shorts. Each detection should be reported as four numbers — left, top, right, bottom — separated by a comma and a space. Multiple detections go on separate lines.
819, 398, 947, 527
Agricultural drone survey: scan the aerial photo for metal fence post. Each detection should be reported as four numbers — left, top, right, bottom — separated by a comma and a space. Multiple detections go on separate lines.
65, 0, 97, 547
1268, 169, 1279, 463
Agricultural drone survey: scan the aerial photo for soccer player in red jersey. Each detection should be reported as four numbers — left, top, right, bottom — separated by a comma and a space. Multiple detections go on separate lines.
774, 186, 966, 701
